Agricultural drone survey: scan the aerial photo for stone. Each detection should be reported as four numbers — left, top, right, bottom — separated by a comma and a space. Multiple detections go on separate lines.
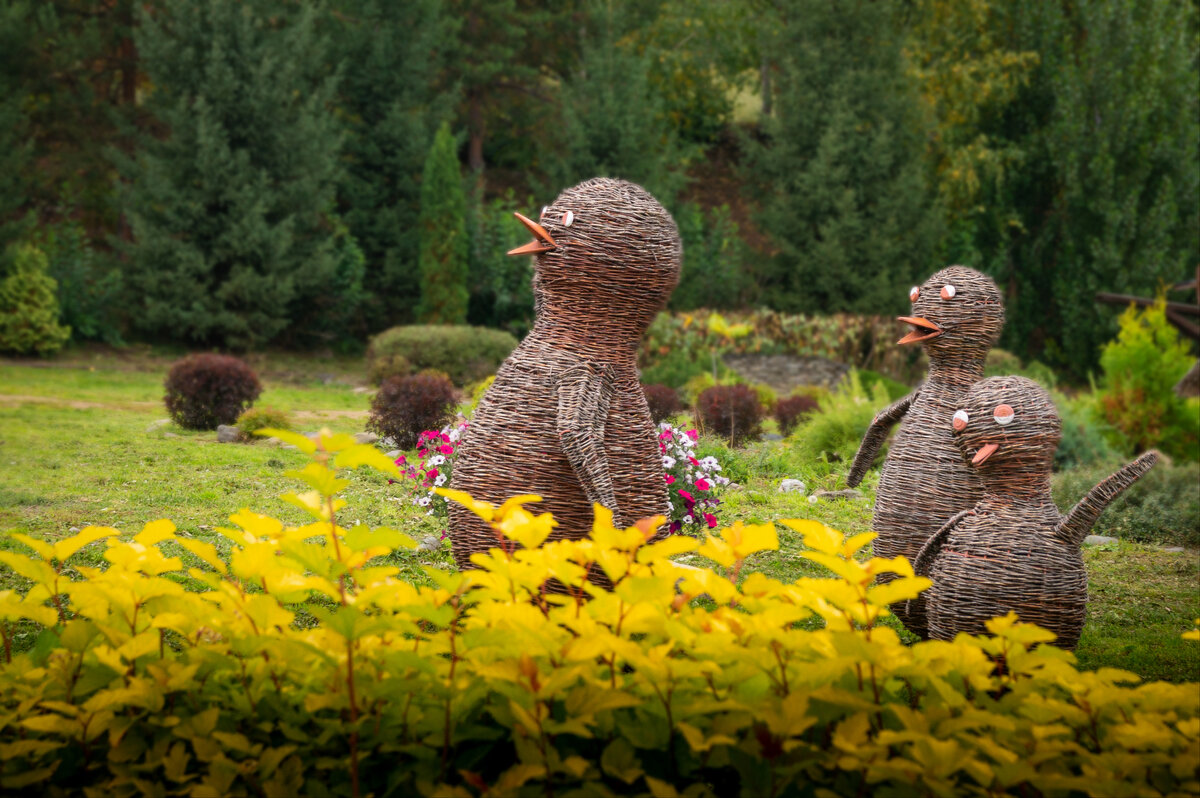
1083, 535, 1119, 546
726, 482, 743, 491
354, 432, 379, 445
262, 437, 283, 447
1161, 546, 1186, 553
417, 534, 443, 552
353, 386, 373, 394
69, 527, 80, 533
811, 488, 864, 501
778, 479, 806, 494
146, 419, 170, 432
380, 436, 398, 449
386, 450, 402, 460
216, 425, 239, 443
764, 433, 783, 442
722, 353, 851, 395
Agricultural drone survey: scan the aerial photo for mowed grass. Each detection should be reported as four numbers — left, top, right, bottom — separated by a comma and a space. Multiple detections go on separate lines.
0, 353, 1197, 682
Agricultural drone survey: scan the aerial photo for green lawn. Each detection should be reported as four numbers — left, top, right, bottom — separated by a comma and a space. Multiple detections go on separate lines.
1, 352, 1196, 683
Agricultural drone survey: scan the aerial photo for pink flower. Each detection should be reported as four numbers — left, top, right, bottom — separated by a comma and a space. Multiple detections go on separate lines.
678, 489, 694, 503
394, 455, 407, 465
704, 513, 717, 528
695, 478, 711, 491
688, 456, 701, 466
686, 429, 699, 441
664, 474, 675, 484
440, 433, 451, 443
427, 468, 439, 480
439, 444, 453, 455
659, 430, 674, 441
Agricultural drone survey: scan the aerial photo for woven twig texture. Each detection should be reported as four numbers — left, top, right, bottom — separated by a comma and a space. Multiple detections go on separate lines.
448, 178, 681, 571
914, 376, 1158, 650
848, 266, 1004, 638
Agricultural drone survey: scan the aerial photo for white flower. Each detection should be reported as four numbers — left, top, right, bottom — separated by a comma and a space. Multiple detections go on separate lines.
428, 455, 446, 467
448, 430, 461, 442
682, 514, 695, 524
808, 495, 818, 504
700, 456, 721, 470
418, 496, 432, 507
662, 456, 676, 469
434, 474, 447, 487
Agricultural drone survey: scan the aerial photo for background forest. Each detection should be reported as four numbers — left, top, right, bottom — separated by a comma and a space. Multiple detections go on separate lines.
0, 0, 1197, 380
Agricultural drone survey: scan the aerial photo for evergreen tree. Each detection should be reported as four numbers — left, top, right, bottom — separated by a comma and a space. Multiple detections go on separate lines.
416, 124, 469, 324
745, 0, 944, 316
330, 0, 451, 328
465, 188, 535, 336
117, 0, 344, 348
0, 3, 34, 261
0, 244, 71, 356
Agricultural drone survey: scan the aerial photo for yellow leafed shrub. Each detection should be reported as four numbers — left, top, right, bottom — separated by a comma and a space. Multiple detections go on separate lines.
0, 429, 1197, 796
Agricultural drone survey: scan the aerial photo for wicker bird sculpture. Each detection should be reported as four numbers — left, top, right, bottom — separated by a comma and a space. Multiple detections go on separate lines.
846, 266, 1004, 637
447, 178, 681, 570
911, 376, 1158, 649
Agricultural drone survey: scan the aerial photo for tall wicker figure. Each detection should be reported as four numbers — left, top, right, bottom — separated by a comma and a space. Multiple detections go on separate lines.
846, 266, 1004, 637
912, 376, 1158, 649
447, 178, 681, 569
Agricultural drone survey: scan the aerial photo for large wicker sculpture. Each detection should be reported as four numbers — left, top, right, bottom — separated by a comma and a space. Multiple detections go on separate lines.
912, 376, 1158, 649
846, 266, 1004, 637
447, 178, 681, 570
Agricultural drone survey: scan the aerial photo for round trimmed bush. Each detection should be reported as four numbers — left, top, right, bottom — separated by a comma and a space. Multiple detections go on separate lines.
367, 373, 457, 449
163, 353, 262, 430
774, 394, 819, 436
696, 384, 764, 446
235, 406, 293, 441
642, 383, 683, 423
366, 325, 517, 386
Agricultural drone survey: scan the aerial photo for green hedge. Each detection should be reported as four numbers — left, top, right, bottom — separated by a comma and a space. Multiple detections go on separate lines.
366, 324, 518, 386
0, 431, 1195, 796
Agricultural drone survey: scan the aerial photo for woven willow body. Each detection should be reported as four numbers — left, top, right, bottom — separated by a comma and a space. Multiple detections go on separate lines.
847, 266, 1004, 638
448, 178, 681, 570
913, 377, 1157, 650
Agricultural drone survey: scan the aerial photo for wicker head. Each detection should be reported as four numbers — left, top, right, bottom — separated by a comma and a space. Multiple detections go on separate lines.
846, 266, 1004, 638
914, 376, 1157, 650
447, 178, 681, 571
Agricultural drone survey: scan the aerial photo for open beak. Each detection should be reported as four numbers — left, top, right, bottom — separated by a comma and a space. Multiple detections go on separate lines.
896, 316, 942, 345
971, 442, 999, 466
507, 212, 558, 256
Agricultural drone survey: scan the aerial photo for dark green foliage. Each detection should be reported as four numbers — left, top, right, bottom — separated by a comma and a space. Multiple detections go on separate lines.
671, 203, 750, 311
541, 2, 695, 205
367, 373, 457, 449
235, 406, 293, 440
855, 370, 912, 403
1053, 459, 1199, 547
790, 371, 890, 466
331, 0, 450, 327
301, 215, 368, 352
1054, 393, 1122, 471
40, 221, 123, 345
366, 325, 517, 386
0, 3, 33, 260
696, 384, 765, 446
746, 0, 944, 317
0, 244, 71, 356
642, 383, 683, 424
118, 0, 344, 349
774, 394, 819, 436
980, 0, 1199, 377
163, 353, 262, 430
465, 188, 534, 336
417, 123, 469, 324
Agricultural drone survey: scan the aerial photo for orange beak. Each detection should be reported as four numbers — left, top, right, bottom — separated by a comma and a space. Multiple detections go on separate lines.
507, 212, 557, 256
896, 316, 942, 345
971, 442, 999, 466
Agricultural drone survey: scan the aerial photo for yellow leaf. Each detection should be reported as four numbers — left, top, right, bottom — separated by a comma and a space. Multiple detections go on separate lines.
435, 489, 495, 522
177, 539, 228, 575
254, 428, 315, 454
697, 536, 736, 568
333, 445, 401, 477
316, 429, 357, 453
727, 522, 778, 559
51, 526, 120, 562
135, 520, 175, 547
867, 577, 931, 606
841, 531, 877, 557
284, 463, 349, 497
10, 533, 53, 560
635, 535, 699, 564
781, 519, 842, 555
801, 551, 866, 583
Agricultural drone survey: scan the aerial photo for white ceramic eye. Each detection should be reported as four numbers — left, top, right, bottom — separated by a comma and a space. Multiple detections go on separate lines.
941, 284, 957, 300
909, 286, 920, 302
952, 409, 970, 431
540, 206, 548, 220
993, 404, 1014, 425
562, 210, 574, 227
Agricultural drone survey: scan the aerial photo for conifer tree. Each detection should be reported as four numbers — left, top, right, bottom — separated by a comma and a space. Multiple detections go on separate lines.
117, 0, 344, 348
416, 124, 469, 325
330, 0, 451, 327
746, 0, 944, 315
0, 3, 34, 261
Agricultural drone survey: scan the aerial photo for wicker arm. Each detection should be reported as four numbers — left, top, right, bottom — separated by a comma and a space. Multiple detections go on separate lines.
556, 362, 620, 519
1054, 450, 1159, 547
846, 391, 919, 487
911, 509, 974, 577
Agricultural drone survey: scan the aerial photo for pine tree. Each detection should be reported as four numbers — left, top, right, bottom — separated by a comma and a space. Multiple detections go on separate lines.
0, 244, 71, 356
330, 0, 451, 328
416, 124, 469, 324
117, 0, 344, 348
746, 0, 944, 316
0, 3, 34, 261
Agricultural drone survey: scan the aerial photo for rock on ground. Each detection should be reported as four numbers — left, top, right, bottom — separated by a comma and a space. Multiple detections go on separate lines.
216, 425, 239, 443
778, 479, 806, 494
1083, 535, 1119, 546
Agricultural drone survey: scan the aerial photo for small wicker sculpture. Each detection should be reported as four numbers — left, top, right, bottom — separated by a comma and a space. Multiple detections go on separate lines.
447, 178, 681, 570
912, 376, 1158, 650
846, 266, 1004, 637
